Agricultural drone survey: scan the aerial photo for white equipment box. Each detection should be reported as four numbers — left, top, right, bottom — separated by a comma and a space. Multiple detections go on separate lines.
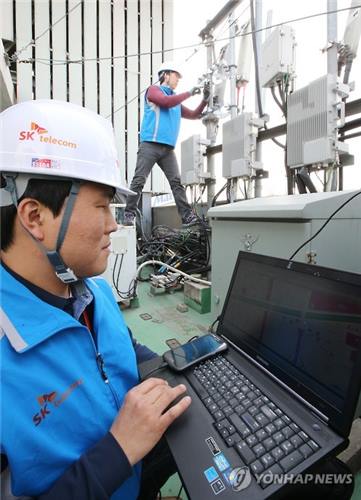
260, 25, 296, 88
102, 225, 137, 303
222, 113, 263, 178
287, 74, 350, 168
181, 134, 210, 186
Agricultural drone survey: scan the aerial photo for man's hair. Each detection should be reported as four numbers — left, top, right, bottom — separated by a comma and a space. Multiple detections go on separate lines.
1, 178, 72, 251
159, 70, 170, 85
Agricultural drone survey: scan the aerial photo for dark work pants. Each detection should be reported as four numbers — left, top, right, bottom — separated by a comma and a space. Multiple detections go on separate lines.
125, 141, 192, 222
137, 437, 178, 500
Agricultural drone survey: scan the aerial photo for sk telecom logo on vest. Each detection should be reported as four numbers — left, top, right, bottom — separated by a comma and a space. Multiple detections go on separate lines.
37, 391, 57, 406
19, 122, 78, 149
33, 380, 83, 426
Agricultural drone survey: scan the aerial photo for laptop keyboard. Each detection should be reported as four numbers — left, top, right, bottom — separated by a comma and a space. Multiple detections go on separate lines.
187, 356, 320, 488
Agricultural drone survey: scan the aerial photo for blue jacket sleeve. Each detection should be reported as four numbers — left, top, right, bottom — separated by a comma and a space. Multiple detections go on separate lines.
35, 433, 132, 500
128, 327, 158, 363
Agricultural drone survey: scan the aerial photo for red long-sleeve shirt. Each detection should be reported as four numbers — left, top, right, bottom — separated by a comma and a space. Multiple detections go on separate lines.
147, 85, 207, 119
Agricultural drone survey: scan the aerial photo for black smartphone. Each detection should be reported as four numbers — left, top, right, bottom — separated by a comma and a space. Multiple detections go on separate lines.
163, 333, 228, 372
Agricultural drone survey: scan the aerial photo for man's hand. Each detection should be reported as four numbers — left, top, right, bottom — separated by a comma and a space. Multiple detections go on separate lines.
203, 81, 211, 102
189, 86, 201, 96
110, 378, 191, 465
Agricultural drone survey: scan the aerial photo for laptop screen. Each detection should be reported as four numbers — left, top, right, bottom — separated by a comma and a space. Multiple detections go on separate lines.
218, 251, 361, 433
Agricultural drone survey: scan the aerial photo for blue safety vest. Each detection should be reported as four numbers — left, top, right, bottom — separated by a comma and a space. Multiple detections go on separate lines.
140, 85, 182, 147
0, 266, 141, 498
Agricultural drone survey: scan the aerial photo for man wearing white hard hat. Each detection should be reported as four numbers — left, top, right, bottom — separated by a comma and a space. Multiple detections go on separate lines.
0, 99, 191, 499
123, 61, 211, 227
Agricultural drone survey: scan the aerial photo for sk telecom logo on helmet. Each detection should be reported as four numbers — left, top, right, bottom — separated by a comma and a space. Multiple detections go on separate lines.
19, 122, 77, 149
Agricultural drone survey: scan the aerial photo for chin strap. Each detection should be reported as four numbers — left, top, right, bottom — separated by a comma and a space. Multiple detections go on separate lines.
7, 175, 82, 284
46, 181, 81, 283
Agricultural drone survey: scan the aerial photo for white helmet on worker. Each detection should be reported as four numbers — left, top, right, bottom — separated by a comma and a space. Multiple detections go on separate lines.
0, 99, 133, 207
158, 61, 183, 79
0, 99, 133, 284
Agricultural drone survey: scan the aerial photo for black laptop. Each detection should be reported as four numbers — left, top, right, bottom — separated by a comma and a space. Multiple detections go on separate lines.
140, 251, 361, 499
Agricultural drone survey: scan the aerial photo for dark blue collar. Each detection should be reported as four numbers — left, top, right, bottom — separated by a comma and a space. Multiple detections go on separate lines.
1, 261, 75, 315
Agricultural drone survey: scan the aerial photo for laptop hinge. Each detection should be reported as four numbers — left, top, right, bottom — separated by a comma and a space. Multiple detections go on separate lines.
223, 336, 330, 425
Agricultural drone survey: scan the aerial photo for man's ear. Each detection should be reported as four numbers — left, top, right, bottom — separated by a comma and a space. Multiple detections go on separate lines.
16, 198, 47, 241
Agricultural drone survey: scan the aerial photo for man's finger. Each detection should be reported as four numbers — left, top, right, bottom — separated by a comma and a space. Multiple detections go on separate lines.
153, 384, 188, 412
160, 395, 192, 428
133, 377, 168, 395
143, 382, 173, 405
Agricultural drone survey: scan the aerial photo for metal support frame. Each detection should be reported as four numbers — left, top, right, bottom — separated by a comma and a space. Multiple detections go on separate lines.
228, 11, 238, 203
253, 0, 264, 198
199, 0, 246, 208
325, 0, 339, 191
203, 34, 218, 208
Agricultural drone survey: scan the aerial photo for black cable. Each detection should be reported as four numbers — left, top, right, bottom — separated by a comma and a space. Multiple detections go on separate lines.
271, 84, 285, 114
269, 86, 287, 150
339, 131, 361, 141
137, 266, 152, 282
143, 362, 168, 379
226, 180, 232, 203
265, 86, 286, 152
211, 182, 228, 207
271, 135, 286, 149
209, 316, 221, 333
112, 254, 120, 295
112, 253, 137, 300
194, 185, 207, 206
176, 484, 184, 499
297, 167, 317, 193
288, 190, 361, 261
277, 79, 286, 110
138, 224, 210, 277
116, 253, 125, 293
295, 172, 307, 194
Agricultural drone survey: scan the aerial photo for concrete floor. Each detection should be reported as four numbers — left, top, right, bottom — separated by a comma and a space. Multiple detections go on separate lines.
122, 282, 361, 499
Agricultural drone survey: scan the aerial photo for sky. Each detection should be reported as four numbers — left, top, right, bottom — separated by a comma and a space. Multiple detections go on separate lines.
172, 0, 361, 197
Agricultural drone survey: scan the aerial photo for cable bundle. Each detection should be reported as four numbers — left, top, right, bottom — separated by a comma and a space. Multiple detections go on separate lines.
137, 221, 211, 280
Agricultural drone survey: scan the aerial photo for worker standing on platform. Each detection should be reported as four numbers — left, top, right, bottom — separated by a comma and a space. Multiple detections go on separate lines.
123, 61, 210, 227
0, 99, 191, 500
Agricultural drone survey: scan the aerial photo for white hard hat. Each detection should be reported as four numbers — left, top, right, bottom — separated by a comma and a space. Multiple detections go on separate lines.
158, 61, 183, 78
0, 99, 133, 206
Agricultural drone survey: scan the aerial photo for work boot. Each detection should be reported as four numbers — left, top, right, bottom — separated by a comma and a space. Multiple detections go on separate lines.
123, 211, 135, 226
182, 213, 200, 227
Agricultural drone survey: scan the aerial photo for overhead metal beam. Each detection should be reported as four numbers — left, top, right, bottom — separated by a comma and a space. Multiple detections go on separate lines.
198, 0, 243, 40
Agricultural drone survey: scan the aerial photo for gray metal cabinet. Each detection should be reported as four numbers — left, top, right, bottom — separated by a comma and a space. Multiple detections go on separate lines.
208, 191, 361, 319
